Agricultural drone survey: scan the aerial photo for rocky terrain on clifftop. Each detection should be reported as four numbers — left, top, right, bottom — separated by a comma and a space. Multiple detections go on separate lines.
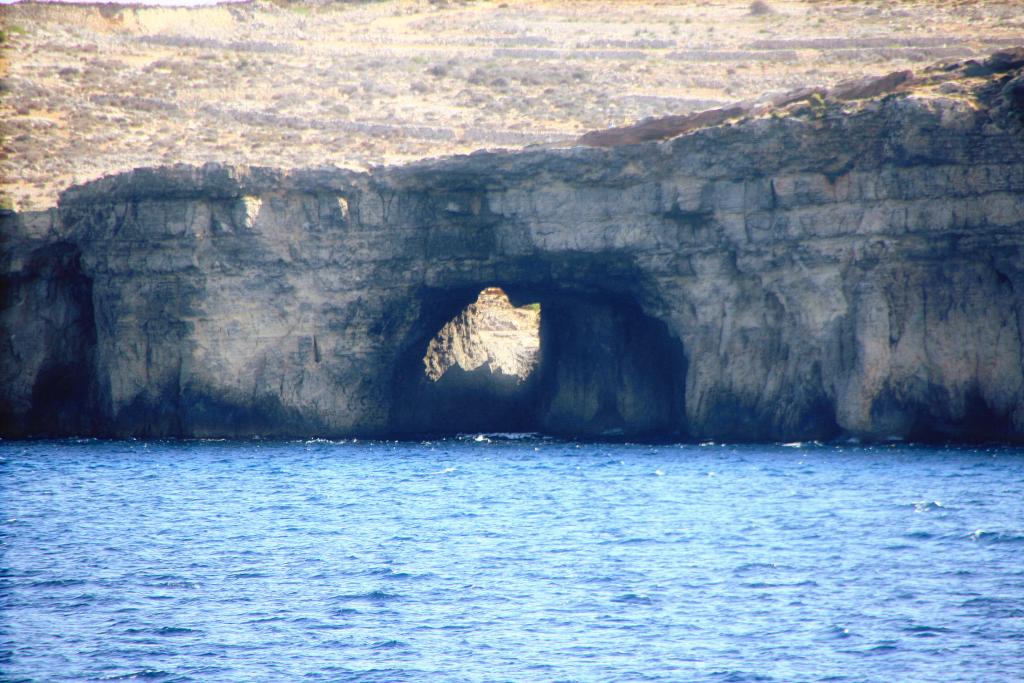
2, 0, 1023, 210
2, 48, 1024, 441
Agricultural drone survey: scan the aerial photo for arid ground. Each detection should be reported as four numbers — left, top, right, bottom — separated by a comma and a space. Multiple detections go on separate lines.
1, 0, 1021, 210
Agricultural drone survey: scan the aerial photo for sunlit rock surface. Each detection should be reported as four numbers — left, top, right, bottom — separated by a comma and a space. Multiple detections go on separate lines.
423, 288, 539, 383
2, 52, 1024, 441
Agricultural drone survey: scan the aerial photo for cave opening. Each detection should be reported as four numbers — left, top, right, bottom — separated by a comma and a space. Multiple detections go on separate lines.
391, 285, 688, 439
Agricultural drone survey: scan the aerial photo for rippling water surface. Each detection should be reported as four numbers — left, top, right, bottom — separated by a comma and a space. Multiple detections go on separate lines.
2, 438, 1023, 682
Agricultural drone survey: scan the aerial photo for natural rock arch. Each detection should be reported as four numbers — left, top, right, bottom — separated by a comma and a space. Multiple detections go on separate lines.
388, 281, 687, 437
3, 53, 1024, 441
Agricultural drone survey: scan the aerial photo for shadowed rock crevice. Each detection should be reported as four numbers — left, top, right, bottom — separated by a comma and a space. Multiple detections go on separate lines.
534, 295, 687, 438
869, 384, 1016, 443
1, 242, 99, 437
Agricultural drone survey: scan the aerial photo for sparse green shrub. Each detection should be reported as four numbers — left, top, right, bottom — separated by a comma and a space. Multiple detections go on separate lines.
809, 92, 827, 118
0, 25, 28, 43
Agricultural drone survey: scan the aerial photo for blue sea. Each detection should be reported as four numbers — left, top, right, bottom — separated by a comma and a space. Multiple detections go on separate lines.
1, 437, 1023, 682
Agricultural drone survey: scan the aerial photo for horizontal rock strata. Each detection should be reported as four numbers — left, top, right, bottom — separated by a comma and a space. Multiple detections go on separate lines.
2, 51, 1024, 441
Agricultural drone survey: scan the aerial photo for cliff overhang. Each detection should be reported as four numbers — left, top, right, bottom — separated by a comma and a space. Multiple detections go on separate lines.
3, 50, 1024, 442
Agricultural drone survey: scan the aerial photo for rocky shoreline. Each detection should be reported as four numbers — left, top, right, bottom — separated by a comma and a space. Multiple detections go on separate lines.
2, 50, 1024, 441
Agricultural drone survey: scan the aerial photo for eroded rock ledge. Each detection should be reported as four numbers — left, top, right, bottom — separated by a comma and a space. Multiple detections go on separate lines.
3, 51, 1024, 441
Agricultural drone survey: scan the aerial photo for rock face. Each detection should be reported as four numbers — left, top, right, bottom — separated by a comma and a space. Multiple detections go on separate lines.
423, 287, 540, 383
3, 53, 1024, 441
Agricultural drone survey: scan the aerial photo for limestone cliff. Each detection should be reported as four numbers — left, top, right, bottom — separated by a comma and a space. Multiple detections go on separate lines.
3, 51, 1024, 441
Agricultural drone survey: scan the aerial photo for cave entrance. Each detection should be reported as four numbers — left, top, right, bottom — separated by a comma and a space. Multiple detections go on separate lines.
392, 286, 687, 438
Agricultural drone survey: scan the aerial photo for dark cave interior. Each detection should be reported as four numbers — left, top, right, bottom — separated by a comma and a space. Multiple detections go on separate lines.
390, 285, 688, 438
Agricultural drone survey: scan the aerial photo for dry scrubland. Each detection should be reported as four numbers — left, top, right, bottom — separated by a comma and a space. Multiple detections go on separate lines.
0, 0, 1022, 210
